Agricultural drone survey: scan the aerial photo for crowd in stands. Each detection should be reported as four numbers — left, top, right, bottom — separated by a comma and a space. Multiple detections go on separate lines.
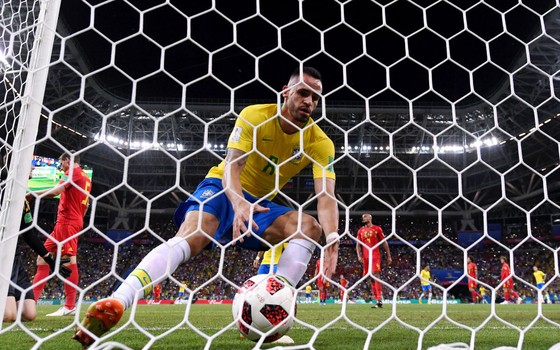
21, 216, 559, 304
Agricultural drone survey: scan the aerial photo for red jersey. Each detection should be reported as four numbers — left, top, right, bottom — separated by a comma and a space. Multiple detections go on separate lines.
357, 224, 385, 258
154, 284, 161, 296
501, 262, 511, 281
467, 262, 477, 279
57, 165, 91, 227
340, 277, 348, 289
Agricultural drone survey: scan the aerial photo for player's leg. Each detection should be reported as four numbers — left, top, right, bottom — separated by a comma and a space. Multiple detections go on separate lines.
43, 224, 80, 316
427, 286, 432, 303
73, 204, 219, 347
58, 226, 80, 313
3, 296, 17, 322
263, 210, 322, 287
5, 260, 19, 322
502, 287, 510, 304
33, 229, 58, 301
372, 261, 383, 308
17, 264, 38, 321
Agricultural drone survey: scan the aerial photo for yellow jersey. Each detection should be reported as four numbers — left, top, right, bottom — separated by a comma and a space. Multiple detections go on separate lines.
206, 104, 336, 199
306, 285, 312, 294
534, 270, 545, 284
479, 286, 486, 296
261, 243, 288, 265
421, 270, 431, 286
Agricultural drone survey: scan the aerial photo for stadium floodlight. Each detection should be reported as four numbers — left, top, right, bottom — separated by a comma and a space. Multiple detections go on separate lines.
0, 48, 10, 68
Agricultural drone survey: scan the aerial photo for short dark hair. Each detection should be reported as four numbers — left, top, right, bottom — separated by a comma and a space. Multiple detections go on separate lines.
290, 66, 322, 81
59, 150, 79, 164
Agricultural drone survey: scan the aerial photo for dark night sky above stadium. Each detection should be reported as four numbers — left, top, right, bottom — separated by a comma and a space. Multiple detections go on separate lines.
57, 0, 556, 104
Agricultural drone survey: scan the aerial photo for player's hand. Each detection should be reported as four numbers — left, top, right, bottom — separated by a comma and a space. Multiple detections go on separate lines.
231, 199, 270, 244
323, 233, 339, 279
43, 253, 72, 278
357, 255, 363, 263
253, 258, 260, 269
387, 256, 392, 266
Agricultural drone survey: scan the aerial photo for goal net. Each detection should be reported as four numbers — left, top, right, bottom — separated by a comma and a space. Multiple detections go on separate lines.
1, 0, 559, 349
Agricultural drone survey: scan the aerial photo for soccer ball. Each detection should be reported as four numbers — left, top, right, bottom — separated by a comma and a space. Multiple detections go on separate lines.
232, 274, 297, 342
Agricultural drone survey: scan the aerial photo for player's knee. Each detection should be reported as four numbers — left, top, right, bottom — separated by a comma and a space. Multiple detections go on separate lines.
301, 216, 322, 242
23, 309, 37, 322
3, 311, 16, 322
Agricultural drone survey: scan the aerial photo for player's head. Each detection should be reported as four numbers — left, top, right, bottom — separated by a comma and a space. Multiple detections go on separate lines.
533, 266, 539, 271
423, 264, 430, 270
467, 256, 473, 264
499, 256, 507, 263
59, 150, 79, 171
361, 213, 372, 224
282, 66, 323, 124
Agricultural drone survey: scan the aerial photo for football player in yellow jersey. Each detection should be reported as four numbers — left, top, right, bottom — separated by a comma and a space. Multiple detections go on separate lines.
253, 243, 289, 274
419, 265, 432, 304
74, 67, 340, 346
533, 266, 550, 304
305, 285, 313, 304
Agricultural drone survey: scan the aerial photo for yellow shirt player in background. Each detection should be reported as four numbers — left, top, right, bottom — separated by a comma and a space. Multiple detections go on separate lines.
533, 266, 550, 304
305, 285, 313, 304
253, 243, 289, 274
479, 286, 489, 304
419, 265, 432, 304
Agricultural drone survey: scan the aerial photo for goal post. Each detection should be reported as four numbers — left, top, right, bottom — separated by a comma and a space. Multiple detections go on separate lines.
0, 0, 62, 329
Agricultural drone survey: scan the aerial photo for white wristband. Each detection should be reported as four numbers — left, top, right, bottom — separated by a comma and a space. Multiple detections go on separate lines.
255, 256, 260, 261
326, 232, 340, 244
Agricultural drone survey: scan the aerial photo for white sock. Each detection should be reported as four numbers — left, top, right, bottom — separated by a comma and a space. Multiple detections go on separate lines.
113, 237, 191, 309
277, 238, 316, 287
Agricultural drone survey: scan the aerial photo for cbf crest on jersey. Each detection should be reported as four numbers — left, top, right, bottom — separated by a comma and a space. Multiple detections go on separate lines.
200, 189, 215, 199
290, 145, 302, 165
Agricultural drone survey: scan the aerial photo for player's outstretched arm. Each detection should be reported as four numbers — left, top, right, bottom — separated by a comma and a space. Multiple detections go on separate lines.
25, 183, 65, 200
314, 177, 338, 279
223, 147, 269, 243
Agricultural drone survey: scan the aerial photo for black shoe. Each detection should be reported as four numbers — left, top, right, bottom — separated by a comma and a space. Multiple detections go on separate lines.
372, 303, 383, 308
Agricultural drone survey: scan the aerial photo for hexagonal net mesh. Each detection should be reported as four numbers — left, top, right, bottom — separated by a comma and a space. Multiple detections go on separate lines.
1, 1, 559, 349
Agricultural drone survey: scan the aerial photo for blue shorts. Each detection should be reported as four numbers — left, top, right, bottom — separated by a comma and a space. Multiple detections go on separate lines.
258, 264, 278, 275
422, 285, 431, 292
306, 293, 311, 298
537, 283, 545, 290
173, 178, 292, 251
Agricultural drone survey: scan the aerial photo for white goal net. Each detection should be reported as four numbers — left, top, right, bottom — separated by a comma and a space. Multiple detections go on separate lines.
1, 0, 559, 349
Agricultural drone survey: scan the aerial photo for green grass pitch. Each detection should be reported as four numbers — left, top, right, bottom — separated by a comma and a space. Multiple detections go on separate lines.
1, 303, 559, 349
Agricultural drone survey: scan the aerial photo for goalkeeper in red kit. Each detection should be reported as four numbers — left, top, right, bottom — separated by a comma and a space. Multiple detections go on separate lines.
356, 213, 392, 308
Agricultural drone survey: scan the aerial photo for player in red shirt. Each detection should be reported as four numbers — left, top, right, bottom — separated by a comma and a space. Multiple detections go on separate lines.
27, 151, 92, 316
153, 283, 162, 302
356, 213, 392, 308
315, 259, 330, 305
499, 256, 522, 304
467, 256, 482, 304
339, 274, 348, 303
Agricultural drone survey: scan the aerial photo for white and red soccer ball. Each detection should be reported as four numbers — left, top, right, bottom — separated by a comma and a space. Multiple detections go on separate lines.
232, 274, 297, 342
